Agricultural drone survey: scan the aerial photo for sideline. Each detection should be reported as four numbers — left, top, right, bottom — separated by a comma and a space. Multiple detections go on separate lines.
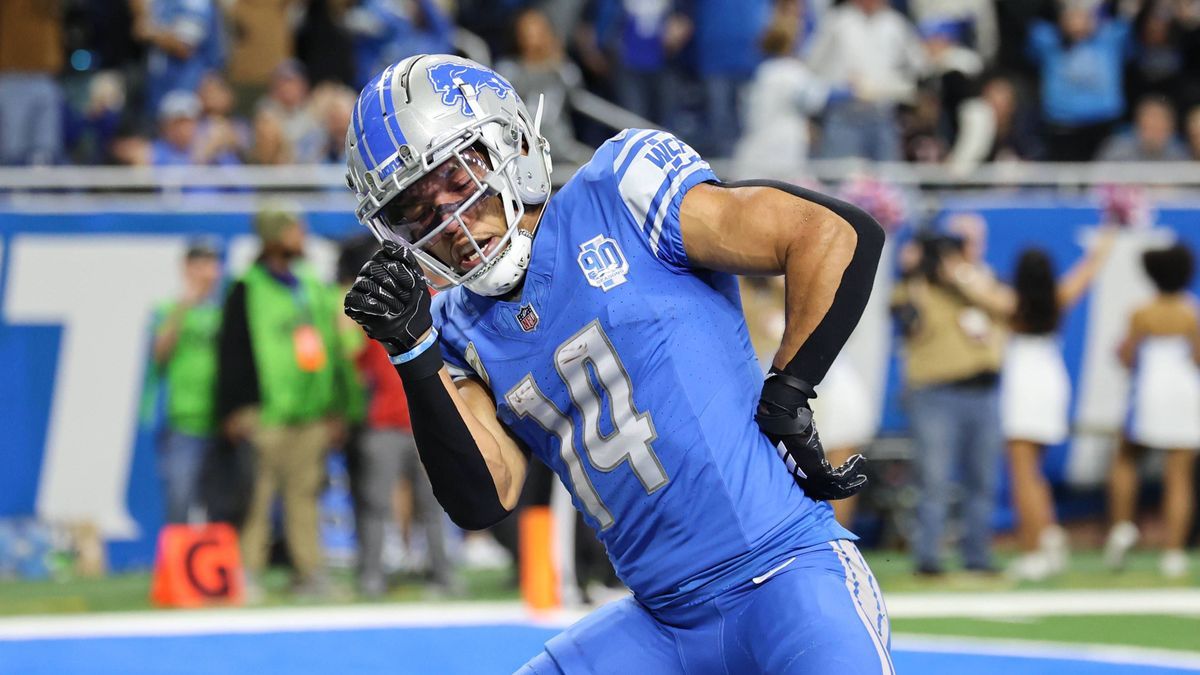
896, 634, 1200, 671
886, 588, 1200, 619
1, 588, 1199, 641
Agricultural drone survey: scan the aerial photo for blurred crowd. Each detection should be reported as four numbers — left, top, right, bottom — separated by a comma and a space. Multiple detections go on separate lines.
152, 210, 518, 600
2, 0, 1200, 170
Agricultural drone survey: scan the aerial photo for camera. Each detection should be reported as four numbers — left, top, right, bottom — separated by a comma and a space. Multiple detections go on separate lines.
912, 230, 966, 284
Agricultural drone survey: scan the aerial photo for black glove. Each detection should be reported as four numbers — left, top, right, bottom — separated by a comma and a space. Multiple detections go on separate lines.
755, 370, 868, 501
344, 241, 433, 357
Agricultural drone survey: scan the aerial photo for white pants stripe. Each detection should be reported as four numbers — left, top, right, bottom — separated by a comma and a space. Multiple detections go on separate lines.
831, 540, 895, 674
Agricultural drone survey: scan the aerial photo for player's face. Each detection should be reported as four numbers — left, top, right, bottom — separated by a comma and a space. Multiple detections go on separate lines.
375, 147, 507, 275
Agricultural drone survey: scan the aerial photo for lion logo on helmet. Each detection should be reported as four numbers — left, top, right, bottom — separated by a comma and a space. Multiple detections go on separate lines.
427, 62, 514, 116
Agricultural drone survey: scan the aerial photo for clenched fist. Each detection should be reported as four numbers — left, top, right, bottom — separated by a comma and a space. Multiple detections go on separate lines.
344, 241, 433, 356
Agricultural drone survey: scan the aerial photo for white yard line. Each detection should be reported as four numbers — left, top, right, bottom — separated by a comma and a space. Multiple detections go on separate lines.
0, 602, 580, 641
894, 634, 1200, 671
886, 588, 1200, 619
0, 589, 1198, 641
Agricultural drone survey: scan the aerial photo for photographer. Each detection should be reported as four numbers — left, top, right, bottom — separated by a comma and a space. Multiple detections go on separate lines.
892, 213, 1007, 576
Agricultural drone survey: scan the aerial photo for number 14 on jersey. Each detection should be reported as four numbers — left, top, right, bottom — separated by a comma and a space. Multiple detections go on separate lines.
504, 321, 668, 529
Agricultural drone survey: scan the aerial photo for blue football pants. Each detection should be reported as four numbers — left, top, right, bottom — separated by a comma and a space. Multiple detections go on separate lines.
517, 539, 893, 674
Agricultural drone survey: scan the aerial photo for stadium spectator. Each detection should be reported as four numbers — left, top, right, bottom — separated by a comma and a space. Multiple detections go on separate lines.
687, 0, 773, 157
332, 238, 384, 599
345, 0, 455, 90
110, 127, 154, 166
732, 0, 835, 179
590, 0, 692, 129
0, 0, 64, 166
498, 8, 593, 166
1027, 0, 1133, 161
257, 60, 325, 163
134, 0, 224, 118
907, 18, 984, 163
1178, 0, 1200, 112
994, 0, 1057, 76
152, 90, 241, 166
1097, 95, 1189, 161
309, 83, 357, 164
246, 106, 294, 165
354, 331, 462, 598
72, 0, 145, 79
66, 72, 128, 165
294, 0, 357, 88
907, 0, 999, 64
1107, 243, 1200, 579
151, 240, 224, 524
947, 73, 1043, 172
1125, 1, 1186, 114
998, 229, 1114, 581
216, 206, 351, 598
226, 0, 297, 110
806, 0, 927, 161
892, 213, 1005, 576
197, 73, 252, 158
1187, 105, 1200, 160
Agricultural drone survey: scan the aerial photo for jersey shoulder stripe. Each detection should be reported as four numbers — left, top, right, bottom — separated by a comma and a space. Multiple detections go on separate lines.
604, 129, 717, 268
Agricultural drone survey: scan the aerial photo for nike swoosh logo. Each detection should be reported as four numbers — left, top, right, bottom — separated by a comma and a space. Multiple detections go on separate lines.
752, 556, 797, 585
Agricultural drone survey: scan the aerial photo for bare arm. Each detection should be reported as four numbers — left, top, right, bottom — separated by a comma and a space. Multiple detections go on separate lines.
678, 183, 861, 370
677, 181, 882, 499
1056, 228, 1117, 310
450, 373, 528, 510
943, 260, 1016, 318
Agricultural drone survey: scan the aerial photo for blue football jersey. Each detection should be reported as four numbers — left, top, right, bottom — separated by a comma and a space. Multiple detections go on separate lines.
432, 129, 852, 610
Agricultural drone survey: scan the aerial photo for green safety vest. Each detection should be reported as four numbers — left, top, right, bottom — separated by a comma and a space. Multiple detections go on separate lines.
156, 300, 221, 437
242, 262, 344, 426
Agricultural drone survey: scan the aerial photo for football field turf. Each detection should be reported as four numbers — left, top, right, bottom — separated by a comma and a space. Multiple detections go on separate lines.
0, 551, 1196, 673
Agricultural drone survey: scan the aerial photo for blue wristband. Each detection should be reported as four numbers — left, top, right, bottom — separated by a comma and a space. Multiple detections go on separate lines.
389, 328, 439, 365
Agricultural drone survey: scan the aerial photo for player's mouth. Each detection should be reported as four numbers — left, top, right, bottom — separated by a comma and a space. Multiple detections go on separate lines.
457, 236, 501, 271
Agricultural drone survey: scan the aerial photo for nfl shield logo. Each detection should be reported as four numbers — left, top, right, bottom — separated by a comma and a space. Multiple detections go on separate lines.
516, 303, 539, 332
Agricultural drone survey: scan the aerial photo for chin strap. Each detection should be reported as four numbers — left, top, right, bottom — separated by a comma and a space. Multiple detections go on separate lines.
464, 229, 534, 296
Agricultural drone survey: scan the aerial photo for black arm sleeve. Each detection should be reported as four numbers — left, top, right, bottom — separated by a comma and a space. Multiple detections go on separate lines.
399, 367, 513, 530
726, 180, 886, 386
215, 281, 261, 423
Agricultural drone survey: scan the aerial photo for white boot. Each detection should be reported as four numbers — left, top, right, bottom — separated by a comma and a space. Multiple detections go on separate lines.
1104, 521, 1139, 571
1039, 525, 1069, 575
1161, 550, 1190, 579
1008, 552, 1052, 582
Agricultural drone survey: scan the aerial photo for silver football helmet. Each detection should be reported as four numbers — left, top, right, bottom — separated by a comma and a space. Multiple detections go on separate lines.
345, 54, 553, 296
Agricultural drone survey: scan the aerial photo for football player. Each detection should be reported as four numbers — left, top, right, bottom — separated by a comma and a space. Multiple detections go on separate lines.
343, 55, 890, 673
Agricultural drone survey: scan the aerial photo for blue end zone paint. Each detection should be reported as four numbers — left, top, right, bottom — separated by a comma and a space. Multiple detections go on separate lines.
0, 325, 61, 516
0, 626, 1197, 675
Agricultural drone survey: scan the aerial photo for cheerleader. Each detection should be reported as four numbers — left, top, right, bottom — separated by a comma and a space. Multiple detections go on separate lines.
951, 227, 1115, 580
1106, 243, 1200, 578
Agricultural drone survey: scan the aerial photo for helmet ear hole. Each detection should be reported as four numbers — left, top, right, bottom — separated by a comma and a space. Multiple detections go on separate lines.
511, 151, 551, 205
